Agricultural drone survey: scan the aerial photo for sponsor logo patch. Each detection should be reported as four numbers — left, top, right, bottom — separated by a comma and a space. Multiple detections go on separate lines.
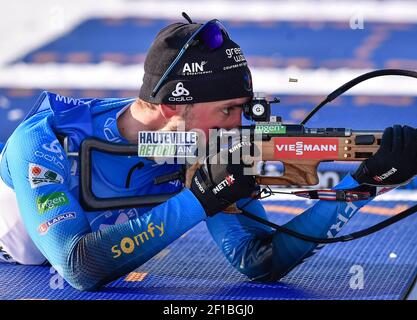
194, 176, 205, 194
225, 47, 246, 63
111, 222, 165, 259
28, 163, 64, 189
103, 117, 122, 143
255, 124, 286, 134
212, 175, 235, 195
36, 192, 69, 214
89, 209, 139, 231
169, 82, 193, 102
138, 131, 197, 157
38, 212, 76, 235
228, 141, 251, 154
182, 61, 211, 75
34, 150, 64, 170
373, 167, 397, 182
55, 94, 83, 106
274, 138, 339, 159
42, 140, 64, 161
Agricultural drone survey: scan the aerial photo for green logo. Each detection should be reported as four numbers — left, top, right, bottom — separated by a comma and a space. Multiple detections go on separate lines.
255, 124, 286, 134
36, 192, 69, 214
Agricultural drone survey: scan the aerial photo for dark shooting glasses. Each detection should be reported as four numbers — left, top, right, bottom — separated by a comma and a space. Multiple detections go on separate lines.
150, 19, 229, 98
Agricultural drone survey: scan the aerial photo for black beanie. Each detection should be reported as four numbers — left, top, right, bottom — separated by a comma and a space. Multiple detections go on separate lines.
139, 21, 253, 104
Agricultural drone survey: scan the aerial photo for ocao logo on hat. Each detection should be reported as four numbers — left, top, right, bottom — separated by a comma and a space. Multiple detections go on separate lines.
169, 82, 193, 102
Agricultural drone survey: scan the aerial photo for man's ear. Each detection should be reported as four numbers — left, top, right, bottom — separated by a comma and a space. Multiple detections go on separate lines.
159, 104, 180, 120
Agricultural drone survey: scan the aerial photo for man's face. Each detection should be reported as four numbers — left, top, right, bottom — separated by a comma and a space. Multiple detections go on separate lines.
182, 97, 250, 139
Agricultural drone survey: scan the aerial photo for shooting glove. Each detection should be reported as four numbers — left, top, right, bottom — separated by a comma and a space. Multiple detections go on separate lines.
190, 142, 257, 216
353, 125, 417, 186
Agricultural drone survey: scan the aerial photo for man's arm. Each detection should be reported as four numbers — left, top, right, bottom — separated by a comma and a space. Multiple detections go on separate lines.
206, 125, 417, 281
206, 174, 372, 281
4, 116, 206, 291
205, 198, 275, 280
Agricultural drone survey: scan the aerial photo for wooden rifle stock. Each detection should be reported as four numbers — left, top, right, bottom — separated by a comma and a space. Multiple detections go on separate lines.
253, 131, 382, 186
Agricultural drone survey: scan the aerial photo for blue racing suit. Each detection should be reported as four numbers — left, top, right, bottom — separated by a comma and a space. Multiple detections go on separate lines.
0, 91, 371, 290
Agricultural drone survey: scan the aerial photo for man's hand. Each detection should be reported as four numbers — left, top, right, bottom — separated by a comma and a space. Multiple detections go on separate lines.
189, 142, 257, 216
353, 125, 417, 186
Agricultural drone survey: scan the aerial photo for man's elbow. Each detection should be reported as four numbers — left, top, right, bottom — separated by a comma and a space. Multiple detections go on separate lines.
54, 240, 112, 291
226, 241, 275, 281
52, 262, 104, 291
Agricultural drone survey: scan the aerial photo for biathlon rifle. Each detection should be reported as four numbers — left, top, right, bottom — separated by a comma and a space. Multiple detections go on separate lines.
78, 69, 417, 243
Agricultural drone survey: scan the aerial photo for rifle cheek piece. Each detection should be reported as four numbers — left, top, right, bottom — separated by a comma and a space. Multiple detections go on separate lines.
79, 138, 179, 211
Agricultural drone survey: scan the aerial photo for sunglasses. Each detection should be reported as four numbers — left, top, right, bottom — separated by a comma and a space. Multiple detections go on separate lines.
150, 19, 230, 98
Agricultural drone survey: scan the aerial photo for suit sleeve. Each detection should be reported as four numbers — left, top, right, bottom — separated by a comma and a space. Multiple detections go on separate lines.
206, 174, 373, 281
5, 117, 206, 291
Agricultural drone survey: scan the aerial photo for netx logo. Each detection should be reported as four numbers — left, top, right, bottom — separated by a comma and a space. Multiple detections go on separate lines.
212, 175, 235, 195
169, 82, 193, 102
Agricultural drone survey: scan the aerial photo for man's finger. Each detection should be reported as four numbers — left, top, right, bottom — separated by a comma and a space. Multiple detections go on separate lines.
392, 124, 404, 154
379, 126, 393, 152
403, 125, 417, 157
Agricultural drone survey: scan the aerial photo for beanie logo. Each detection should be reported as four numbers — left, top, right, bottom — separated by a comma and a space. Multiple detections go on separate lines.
172, 82, 189, 97
169, 82, 193, 102
182, 61, 211, 76
225, 47, 246, 63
